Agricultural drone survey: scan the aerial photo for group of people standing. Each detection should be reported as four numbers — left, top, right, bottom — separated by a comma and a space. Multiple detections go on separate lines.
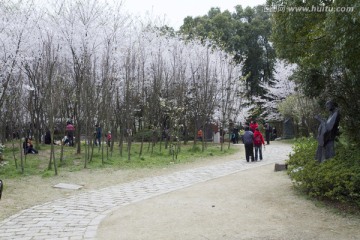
242, 121, 272, 162
64, 122, 112, 147
94, 125, 112, 147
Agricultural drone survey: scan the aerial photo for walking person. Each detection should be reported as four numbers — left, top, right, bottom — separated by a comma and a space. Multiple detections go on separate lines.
264, 123, 272, 145
253, 128, 265, 161
243, 126, 255, 162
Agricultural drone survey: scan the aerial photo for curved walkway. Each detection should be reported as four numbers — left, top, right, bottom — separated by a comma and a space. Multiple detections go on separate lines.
0, 143, 292, 240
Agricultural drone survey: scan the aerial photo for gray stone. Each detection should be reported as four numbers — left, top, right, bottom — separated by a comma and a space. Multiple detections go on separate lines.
53, 183, 83, 190
274, 163, 288, 172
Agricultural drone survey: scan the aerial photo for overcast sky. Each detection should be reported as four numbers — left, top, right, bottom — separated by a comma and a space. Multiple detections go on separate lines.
121, 0, 267, 30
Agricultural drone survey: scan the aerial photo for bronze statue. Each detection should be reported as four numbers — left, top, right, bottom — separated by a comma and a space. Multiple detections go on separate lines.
315, 100, 340, 162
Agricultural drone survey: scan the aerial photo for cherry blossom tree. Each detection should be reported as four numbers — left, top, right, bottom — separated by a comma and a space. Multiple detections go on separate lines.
0, 0, 247, 172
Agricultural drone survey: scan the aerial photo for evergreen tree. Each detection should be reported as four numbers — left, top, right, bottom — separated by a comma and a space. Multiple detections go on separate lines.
179, 5, 276, 100
269, 0, 360, 144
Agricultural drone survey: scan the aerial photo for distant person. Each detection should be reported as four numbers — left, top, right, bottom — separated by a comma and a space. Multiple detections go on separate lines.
231, 132, 236, 144
95, 124, 102, 146
264, 123, 272, 145
253, 128, 265, 161
44, 130, 51, 144
24, 137, 38, 154
239, 128, 245, 143
231, 128, 239, 144
243, 126, 254, 162
23, 138, 28, 154
107, 131, 112, 147
234, 128, 239, 144
249, 120, 258, 133
66, 121, 75, 146
197, 129, 203, 141
272, 127, 277, 140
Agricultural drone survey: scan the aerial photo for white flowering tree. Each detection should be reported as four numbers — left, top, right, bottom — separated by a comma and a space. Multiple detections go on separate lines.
247, 60, 296, 123
0, 0, 246, 172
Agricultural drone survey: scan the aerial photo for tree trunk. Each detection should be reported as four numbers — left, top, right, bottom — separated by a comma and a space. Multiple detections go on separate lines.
11, 138, 18, 169
19, 140, 24, 173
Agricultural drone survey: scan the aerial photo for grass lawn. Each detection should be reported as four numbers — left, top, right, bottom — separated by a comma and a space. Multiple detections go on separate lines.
0, 140, 238, 179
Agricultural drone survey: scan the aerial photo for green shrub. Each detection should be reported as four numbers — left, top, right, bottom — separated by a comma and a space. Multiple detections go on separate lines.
189, 145, 201, 152
133, 129, 160, 142
287, 138, 360, 208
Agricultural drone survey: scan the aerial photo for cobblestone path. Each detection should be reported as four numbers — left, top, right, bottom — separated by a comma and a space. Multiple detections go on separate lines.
0, 143, 292, 240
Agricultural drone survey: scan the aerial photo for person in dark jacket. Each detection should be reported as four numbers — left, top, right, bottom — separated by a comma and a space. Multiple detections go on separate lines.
272, 127, 277, 140
24, 137, 38, 154
264, 123, 272, 145
95, 124, 102, 146
243, 127, 254, 162
44, 130, 51, 144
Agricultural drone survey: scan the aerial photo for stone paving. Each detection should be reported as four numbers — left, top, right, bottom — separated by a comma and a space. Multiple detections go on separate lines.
0, 143, 292, 240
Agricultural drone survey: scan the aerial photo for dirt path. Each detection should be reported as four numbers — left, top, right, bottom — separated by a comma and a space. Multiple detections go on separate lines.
97, 163, 360, 240
96, 143, 360, 240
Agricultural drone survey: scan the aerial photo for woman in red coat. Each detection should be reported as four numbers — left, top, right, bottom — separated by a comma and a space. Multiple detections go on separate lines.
253, 128, 265, 161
